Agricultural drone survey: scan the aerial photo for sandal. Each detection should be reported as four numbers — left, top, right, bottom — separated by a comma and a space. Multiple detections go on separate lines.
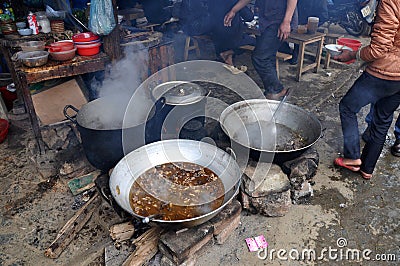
360, 170, 372, 180
334, 157, 361, 172
223, 64, 247, 74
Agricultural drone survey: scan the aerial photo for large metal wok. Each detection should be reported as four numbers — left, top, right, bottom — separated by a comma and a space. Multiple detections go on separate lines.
219, 99, 322, 163
109, 139, 241, 228
64, 95, 155, 171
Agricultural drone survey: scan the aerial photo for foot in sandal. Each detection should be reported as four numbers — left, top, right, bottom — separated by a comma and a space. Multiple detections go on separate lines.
360, 170, 373, 179
334, 157, 361, 172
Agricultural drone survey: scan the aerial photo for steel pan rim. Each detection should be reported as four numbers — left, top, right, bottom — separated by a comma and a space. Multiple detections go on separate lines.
219, 99, 322, 153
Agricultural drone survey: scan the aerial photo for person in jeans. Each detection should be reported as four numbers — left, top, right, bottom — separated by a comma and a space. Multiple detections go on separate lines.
363, 106, 400, 157
224, 0, 298, 100
333, 0, 400, 179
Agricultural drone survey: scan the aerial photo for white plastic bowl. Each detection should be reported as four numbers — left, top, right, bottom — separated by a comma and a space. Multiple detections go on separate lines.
325, 44, 352, 56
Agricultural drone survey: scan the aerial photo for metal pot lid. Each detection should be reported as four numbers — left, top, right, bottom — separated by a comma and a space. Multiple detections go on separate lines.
153, 81, 207, 105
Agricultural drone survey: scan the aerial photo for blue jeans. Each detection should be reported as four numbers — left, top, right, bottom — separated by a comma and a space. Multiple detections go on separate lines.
365, 104, 400, 140
339, 72, 400, 160
361, 91, 400, 173
252, 24, 284, 95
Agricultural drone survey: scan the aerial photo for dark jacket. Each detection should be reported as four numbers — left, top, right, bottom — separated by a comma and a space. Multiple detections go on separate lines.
297, 0, 328, 26
257, 0, 288, 30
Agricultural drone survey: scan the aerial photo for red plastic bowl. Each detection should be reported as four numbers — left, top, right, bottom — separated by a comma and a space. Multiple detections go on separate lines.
48, 40, 74, 51
76, 42, 101, 56
337, 38, 362, 64
0, 118, 9, 143
72, 32, 99, 43
337, 38, 362, 51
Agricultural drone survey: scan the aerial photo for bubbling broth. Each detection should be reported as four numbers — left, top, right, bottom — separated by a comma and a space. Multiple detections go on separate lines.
129, 162, 225, 221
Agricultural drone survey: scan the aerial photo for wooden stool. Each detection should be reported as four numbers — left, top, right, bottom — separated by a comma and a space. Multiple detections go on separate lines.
183, 35, 212, 61
286, 32, 326, 81
183, 36, 200, 61
239, 45, 292, 79
324, 33, 344, 69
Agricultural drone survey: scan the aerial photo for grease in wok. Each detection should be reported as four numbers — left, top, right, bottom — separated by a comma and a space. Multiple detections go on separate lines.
109, 139, 241, 227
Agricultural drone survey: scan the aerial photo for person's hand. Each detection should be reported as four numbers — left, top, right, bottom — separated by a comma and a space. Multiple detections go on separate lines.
278, 21, 291, 40
224, 10, 236, 26
333, 50, 357, 62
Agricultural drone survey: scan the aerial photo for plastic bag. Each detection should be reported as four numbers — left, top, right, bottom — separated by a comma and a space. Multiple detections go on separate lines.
88, 0, 116, 35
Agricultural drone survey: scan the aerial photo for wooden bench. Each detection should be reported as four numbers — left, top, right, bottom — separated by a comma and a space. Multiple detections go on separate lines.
240, 45, 292, 79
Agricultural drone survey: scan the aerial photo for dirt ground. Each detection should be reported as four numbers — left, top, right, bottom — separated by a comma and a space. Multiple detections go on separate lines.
1, 25, 399, 266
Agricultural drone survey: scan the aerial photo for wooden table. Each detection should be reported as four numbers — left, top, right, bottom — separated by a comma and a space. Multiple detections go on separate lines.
287, 32, 326, 81
12, 52, 109, 153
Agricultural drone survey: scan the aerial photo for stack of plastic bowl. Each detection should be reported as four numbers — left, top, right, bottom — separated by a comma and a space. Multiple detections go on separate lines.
19, 41, 45, 51
47, 40, 77, 61
72, 32, 101, 56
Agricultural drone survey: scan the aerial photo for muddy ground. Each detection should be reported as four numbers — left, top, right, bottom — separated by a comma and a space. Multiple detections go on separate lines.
0, 25, 399, 265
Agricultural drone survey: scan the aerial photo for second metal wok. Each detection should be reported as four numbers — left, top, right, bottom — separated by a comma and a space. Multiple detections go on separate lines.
219, 99, 322, 163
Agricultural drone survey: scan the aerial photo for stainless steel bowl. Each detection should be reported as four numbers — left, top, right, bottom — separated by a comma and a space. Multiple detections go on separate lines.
17, 51, 49, 67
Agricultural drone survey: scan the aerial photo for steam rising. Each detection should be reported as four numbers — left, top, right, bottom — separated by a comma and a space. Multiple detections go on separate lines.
94, 45, 149, 98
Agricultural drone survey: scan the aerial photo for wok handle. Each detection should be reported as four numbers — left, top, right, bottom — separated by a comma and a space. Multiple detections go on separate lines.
226, 147, 237, 161
63, 105, 79, 124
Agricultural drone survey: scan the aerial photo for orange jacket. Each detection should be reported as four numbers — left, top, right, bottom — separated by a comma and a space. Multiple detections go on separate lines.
360, 0, 400, 80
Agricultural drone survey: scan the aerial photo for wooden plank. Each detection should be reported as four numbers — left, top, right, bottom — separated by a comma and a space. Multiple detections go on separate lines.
122, 227, 164, 266
44, 193, 100, 259
276, 52, 292, 61
0, 93, 7, 120
16, 71, 46, 153
15, 53, 110, 84
109, 221, 135, 242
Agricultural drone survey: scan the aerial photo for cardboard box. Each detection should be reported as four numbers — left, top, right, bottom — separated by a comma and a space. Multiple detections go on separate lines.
32, 78, 88, 125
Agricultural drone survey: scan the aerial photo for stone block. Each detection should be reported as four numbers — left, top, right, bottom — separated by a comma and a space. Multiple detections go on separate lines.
291, 181, 314, 204
282, 149, 319, 190
243, 164, 290, 197
159, 222, 214, 264
248, 189, 291, 217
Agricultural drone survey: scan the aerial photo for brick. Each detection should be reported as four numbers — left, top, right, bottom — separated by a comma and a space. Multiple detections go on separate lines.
215, 214, 241, 245
160, 255, 197, 266
159, 222, 214, 264
209, 200, 241, 235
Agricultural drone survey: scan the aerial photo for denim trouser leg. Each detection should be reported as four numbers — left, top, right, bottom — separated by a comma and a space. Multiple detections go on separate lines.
368, 104, 400, 140
251, 24, 283, 95
361, 92, 400, 173
339, 72, 400, 159
394, 116, 400, 140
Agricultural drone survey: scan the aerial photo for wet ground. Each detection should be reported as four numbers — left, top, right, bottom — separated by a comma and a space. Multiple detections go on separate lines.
0, 25, 399, 265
